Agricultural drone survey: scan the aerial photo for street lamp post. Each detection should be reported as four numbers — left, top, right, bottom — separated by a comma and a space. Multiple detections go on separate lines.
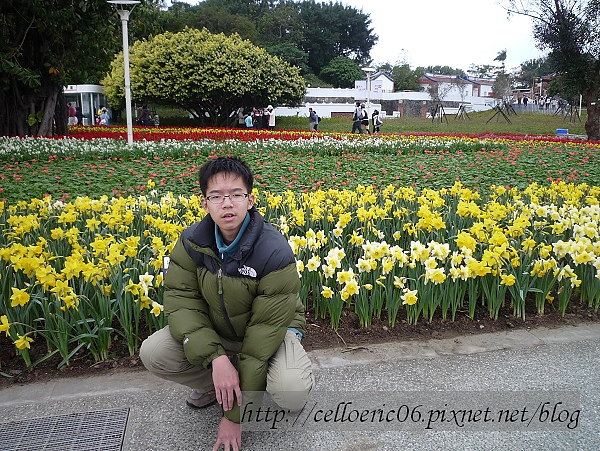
108, 1, 139, 145
361, 67, 375, 120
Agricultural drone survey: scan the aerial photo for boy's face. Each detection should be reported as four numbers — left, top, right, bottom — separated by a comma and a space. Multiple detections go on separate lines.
201, 173, 254, 244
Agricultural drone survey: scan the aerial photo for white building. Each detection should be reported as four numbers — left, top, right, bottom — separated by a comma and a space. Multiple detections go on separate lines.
275, 72, 497, 119
417, 73, 495, 101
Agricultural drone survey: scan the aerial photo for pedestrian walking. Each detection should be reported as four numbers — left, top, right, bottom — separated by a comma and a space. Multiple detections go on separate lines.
309, 108, 318, 131
351, 101, 363, 133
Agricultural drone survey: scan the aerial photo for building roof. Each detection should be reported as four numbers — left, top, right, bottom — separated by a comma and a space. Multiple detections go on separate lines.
418, 73, 472, 85
372, 71, 395, 83
417, 74, 497, 87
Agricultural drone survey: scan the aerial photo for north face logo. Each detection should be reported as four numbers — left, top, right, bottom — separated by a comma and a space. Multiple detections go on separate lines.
238, 265, 257, 277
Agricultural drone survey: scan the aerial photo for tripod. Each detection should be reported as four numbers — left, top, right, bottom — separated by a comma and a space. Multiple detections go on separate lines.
554, 99, 568, 117
454, 104, 471, 120
486, 102, 515, 124
430, 103, 448, 124
565, 103, 582, 123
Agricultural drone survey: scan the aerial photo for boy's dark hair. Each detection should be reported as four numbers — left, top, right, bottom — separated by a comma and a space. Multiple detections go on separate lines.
198, 157, 254, 196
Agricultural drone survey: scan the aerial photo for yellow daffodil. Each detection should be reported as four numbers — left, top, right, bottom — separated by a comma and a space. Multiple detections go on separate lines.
296, 260, 304, 276
151, 301, 164, 316
10, 287, 30, 307
521, 237, 537, 252
393, 276, 406, 289
337, 269, 355, 284
401, 289, 418, 306
321, 286, 334, 299
343, 279, 359, 296
15, 335, 34, 350
425, 267, 446, 285
0, 315, 10, 336
357, 258, 373, 273
500, 273, 516, 286
306, 256, 321, 272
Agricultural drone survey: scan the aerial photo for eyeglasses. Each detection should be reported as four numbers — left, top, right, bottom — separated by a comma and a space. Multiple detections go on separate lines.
205, 193, 249, 204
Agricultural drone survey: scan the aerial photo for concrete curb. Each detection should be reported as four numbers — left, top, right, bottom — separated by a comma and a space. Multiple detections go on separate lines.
2, 323, 599, 407
308, 323, 600, 369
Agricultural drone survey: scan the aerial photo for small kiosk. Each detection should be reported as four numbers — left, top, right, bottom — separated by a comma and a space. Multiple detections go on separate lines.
63, 84, 109, 125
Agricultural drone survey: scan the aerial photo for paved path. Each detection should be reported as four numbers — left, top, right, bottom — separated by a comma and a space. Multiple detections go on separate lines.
1, 323, 599, 450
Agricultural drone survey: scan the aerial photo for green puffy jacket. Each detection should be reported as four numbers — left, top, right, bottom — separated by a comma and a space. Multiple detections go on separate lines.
163, 207, 305, 422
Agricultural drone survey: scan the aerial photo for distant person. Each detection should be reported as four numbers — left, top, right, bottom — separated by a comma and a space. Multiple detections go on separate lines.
252, 107, 261, 129
351, 101, 363, 133
523, 95, 529, 107
308, 107, 318, 131
67, 102, 78, 126
372, 109, 382, 134
153, 113, 160, 128
136, 106, 143, 125
140, 105, 151, 126
96, 105, 104, 126
99, 107, 110, 126
262, 107, 270, 129
237, 107, 245, 128
360, 103, 370, 134
313, 110, 319, 131
244, 113, 253, 128
265, 105, 276, 130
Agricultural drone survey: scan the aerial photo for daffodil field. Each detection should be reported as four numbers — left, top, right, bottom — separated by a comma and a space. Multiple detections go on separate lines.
1, 126, 600, 374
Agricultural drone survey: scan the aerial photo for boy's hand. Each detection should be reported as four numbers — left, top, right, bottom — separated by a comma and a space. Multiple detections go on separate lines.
211, 355, 241, 411
212, 417, 241, 451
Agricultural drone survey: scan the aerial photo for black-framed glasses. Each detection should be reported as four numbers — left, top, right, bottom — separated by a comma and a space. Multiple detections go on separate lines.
206, 193, 249, 204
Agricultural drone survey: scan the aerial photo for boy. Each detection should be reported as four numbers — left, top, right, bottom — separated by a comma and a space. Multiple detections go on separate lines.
140, 157, 313, 451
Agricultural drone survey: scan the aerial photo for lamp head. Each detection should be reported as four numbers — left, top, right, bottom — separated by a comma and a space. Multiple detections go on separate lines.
108, 1, 140, 10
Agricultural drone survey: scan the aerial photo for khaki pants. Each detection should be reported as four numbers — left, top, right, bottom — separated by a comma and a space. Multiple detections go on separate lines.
140, 327, 314, 411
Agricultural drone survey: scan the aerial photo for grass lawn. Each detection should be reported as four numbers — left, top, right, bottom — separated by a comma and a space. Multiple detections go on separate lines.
152, 104, 589, 137
276, 111, 588, 137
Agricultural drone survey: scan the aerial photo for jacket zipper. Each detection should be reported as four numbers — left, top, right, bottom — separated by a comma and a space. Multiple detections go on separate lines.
218, 268, 240, 338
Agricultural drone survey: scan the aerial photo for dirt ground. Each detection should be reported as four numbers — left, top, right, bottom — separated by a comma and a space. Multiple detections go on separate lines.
1, 302, 598, 390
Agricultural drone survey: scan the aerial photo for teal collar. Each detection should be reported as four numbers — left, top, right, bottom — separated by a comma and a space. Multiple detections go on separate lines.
215, 212, 251, 261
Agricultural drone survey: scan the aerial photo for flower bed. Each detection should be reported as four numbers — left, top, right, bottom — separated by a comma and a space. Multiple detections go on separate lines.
1, 132, 599, 204
1, 131, 599, 373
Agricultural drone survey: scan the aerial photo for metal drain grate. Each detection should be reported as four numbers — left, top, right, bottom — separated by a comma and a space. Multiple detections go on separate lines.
0, 408, 129, 451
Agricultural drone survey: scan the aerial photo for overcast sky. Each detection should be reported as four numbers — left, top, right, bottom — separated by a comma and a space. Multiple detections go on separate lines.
170, 0, 546, 72
330, 0, 546, 72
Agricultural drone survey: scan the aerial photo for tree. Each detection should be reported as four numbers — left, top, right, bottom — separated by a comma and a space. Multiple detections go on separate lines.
256, 2, 303, 48
515, 57, 555, 88
494, 49, 507, 71
102, 28, 306, 126
427, 81, 453, 104
548, 74, 580, 102
202, 0, 278, 19
265, 42, 310, 74
491, 49, 512, 102
424, 65, 466, 77
296, 1, 377, 74
158, 1, 378, 79
161, 3, 259, 43
467, 64, 497, 79
387, 64, 420, 92
491, 72, 513, 101
0, 0, 128, 136
504, 0, 600, 139
319, 56, 363, 88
